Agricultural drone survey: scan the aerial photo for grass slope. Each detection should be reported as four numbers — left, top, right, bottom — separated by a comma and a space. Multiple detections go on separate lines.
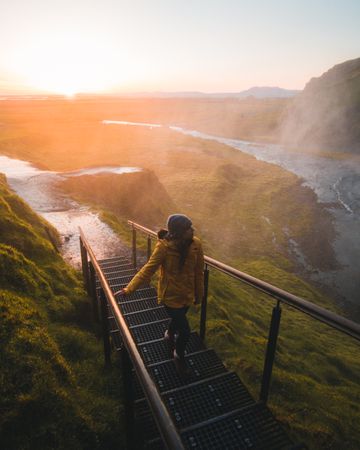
0, 176, 125, 449
68, 173, 360, 448
0, 100, 358, 448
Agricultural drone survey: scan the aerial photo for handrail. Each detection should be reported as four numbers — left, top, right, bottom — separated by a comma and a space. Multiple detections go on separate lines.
79, 228, 184, 450
128, 220, 360, 341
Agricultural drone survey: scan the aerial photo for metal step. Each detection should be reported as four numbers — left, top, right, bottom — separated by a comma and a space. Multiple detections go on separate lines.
138, 332, 205, 365
180, 403, 294, 450
119, 297, 159, 314
163, 372, 256, 429
135, 371, 255, 444
149, 349, 227, 393
124, 307, 169, 327
96, 269, 137, 285
99, 262, 133, 272
117, 287, 157, 302
96, 276, 135, 292
130, 319, 170, 344
93, 251, 298, 450
99, 256, 128, 267
99, 265, 134, 277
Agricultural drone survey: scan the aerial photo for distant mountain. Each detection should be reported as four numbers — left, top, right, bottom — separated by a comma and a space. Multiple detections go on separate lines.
107, 86, 300, 99
280, 57, 360, 153
212, 86, 300, 99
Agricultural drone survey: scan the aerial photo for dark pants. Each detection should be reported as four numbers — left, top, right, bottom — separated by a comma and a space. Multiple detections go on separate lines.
164, 306, 190, 359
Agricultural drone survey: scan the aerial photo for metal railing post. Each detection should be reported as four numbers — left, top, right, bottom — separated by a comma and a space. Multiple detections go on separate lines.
80, 237, 90, 294
89, 261, 100, 323
122, 347, 136, 449
260, 301, 282, 404
200, 264, 209, 341
100, 288, 112, 367
147, 235, 152, 260
132, 225, 137, 269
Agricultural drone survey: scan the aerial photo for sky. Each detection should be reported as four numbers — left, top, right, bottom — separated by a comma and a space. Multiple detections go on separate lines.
0, 0, 359, 95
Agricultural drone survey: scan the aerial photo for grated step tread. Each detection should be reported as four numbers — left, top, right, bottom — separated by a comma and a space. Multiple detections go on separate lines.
96, 276, 136, 292
119, 297, 159, 314
181, 403, 294, 450
138, 332, 205, 365
150, 349, 227, 393
124, 306, 169, 327
130, 319, 170, 344
96, 269, 137, 285
116, 287, 157, 302
163, 372, 256, 429
99, 257, 129, 268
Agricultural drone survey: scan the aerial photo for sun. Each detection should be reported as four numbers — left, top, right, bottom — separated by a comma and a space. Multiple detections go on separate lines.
9, 35, 120, 95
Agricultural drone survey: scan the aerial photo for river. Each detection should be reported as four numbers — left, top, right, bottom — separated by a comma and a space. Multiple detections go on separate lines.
168, 126, 360, 310
103, 121, 360, 312
1, 121, 359, 313
0, 155, 140, 267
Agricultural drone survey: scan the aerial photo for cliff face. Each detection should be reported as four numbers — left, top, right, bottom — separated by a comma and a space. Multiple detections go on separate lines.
60, 170, 175, 229
280, 58, 360, 153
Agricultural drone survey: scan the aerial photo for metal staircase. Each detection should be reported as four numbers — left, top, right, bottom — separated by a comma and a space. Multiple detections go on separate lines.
80, 223, 360, 450
96, 254, 298, 449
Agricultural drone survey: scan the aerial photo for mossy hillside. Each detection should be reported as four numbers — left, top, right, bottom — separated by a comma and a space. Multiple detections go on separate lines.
186, 271, 360, 449
0, 180, 125, 449
1, 98, 357, 447
60, 169, 175, 229
89, 209, 358, 448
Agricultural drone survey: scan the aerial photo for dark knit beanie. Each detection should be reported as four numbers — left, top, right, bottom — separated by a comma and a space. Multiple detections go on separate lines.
167, 214, 192, 236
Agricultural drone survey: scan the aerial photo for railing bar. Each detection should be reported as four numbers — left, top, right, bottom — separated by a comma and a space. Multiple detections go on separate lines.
79, 228, 184, 450
127, 221, 360, 341
204, 256, 360, 340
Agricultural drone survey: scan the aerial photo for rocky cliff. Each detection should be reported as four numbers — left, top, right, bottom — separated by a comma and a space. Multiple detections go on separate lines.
281, 57, 360, 153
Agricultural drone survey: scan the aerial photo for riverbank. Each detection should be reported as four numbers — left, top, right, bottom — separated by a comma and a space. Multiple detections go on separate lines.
0, 156, 135, 266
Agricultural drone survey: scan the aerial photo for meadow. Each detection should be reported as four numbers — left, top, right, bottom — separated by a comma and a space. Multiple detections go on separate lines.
1, 98, 359, 448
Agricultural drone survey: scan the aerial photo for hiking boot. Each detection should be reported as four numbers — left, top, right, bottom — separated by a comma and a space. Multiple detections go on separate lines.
173, 350, 190, 378
164, 329, 175, 350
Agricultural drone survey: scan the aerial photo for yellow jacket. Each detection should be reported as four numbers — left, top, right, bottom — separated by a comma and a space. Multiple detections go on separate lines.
125, 237, 204, 308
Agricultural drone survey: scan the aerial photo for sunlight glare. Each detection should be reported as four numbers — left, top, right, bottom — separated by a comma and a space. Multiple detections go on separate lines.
9, 35, 125, 95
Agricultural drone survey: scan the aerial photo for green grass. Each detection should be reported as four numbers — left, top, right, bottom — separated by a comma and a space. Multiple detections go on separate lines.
80, 187, 358, 448
1, 98, 358, 448
185, 271, 360, 449
0, 177, 125, 449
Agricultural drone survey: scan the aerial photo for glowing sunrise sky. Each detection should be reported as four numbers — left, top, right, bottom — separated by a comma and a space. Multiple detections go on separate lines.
0, 0, 359, 95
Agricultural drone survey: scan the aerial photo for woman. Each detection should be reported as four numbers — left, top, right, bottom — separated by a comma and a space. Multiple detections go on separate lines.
115, 214, 204, 376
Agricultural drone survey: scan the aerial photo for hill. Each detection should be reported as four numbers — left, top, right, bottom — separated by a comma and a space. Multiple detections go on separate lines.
227, 86, 300, 99
60, 169, 175, 229
104, 86, 299, 99
0, 175, 125, 449
280, 57, 360, 153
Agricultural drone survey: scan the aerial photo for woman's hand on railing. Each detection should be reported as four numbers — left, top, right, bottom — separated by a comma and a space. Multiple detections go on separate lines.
114, 288, 127, 297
